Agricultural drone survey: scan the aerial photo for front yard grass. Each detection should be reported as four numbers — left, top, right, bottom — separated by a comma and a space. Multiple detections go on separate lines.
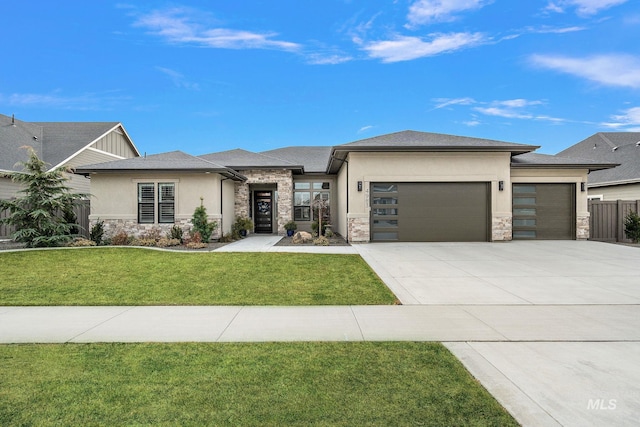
0, 342, 517, 426
0, 248, 396, 305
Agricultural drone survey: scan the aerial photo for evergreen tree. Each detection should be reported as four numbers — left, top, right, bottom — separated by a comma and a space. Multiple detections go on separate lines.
0, 147, 85, 247
191, 198, 217, 243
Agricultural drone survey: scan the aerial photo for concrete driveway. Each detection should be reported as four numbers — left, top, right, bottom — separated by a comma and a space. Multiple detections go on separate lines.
355, 241, 640, 426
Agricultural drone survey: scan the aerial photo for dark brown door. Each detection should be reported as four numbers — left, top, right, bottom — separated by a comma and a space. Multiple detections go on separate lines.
371, 182, 490, 242
254, 191, 273, 233
512, 184, 575, 240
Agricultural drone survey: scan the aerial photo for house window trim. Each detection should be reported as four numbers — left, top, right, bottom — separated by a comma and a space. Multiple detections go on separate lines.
134, 180, 178, 224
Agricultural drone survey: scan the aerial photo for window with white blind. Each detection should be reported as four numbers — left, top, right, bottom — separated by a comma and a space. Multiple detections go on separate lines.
138, 183, 155, 223
158, 183, 175, 223
137, 182, 175, 224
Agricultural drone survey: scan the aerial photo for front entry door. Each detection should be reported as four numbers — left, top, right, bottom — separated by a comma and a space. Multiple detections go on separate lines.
254, 191, 273, 233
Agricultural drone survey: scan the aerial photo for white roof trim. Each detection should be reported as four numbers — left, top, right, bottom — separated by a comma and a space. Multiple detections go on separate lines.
51, 123, 140, 170
588, 178, 640, 188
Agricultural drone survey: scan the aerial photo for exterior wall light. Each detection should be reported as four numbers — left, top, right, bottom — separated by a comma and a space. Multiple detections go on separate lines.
357, 181, 363, 191
581, 182, 586, 192
498, 181, 504, 191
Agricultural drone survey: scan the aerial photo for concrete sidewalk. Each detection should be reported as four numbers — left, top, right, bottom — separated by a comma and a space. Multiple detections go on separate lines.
2, 304, 639, 344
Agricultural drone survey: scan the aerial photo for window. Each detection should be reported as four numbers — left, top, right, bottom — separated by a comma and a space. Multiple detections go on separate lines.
294, 181, 330, 222
137, 182, 175, 224
158, 183, 175, 223
138, 183, 155, 223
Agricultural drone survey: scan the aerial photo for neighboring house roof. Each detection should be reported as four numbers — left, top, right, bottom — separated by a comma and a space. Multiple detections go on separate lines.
75, 150, 246, 181
199, 148, 303, 173
511, 152, 617, 172
557, 132, 640, 187
261, 146, 333, 173
328, 130, 540, 173
0, 113, 140, 173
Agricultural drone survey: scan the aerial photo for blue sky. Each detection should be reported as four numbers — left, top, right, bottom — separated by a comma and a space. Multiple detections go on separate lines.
2, 1, 639, 155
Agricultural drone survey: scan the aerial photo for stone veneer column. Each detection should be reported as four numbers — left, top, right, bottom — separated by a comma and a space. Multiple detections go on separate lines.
492, 215, 512, 241
234, 169, 293, 236
348, 216, 370, 243
576, 214, 589, 240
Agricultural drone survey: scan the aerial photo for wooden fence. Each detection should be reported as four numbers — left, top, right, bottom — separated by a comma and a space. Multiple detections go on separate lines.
588, 200, 640, 243
0, 200, 90, 240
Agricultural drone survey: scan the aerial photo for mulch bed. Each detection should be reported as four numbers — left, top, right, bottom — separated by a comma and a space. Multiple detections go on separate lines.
274, 234, 350, 247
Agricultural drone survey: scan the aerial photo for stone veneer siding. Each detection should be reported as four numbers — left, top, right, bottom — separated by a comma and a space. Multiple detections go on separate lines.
234, 169, 293, 236
492, 215, 513, 241
576, 214, 589, 240
91, 217, 222, 240
348, 216, 370, 243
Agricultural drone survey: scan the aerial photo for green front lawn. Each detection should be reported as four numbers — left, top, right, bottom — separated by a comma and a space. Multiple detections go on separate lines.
0, 342, 517, 426
0, 248, 396, 305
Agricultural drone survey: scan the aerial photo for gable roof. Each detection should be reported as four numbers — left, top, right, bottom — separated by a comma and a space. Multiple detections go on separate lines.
0, 113, 140, 173
557, 132, 640, 186
261, 146, 332, 173
75, 150, 246, 181
511, 152, 617, 172
199, 148, 304, 173
328, 130, 540, 173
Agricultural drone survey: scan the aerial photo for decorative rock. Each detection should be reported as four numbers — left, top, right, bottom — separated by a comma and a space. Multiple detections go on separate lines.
292, 231, 313, 244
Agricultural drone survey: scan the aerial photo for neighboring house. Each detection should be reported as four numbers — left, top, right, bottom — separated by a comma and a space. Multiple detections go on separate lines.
0, 113, 139, 199
557, 132, 639, 200
76, 130, 616, 242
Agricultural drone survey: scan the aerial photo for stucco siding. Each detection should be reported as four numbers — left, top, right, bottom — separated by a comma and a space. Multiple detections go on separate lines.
336, 161, 348, 238
88, 172, 221, 237
222, 178, 235, 235
588, 183, 640, 201
345, 152, 513, 242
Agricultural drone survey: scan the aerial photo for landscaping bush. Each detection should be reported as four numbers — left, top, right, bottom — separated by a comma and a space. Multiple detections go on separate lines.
90, 220, 105, 245
192, 199, 217, 243
157, 238, 181, 248
313, 236, 330, 246
67, 238, 96, 247
624, 210, 640, 243
168, 225, 184, 243
111, 231, 131, 246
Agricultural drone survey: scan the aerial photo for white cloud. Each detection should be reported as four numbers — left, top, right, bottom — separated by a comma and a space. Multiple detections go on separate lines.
475, 106, 533, 119
407, 0, 492, 26
306, 53, 353, 65
432, 97, 476, 109
603, 106, 640, 128
363, 32, 486, 63
0, 91, 128, 110
134, 7, 300, 51
530, 53, 640, 88
156, 67, 200, 90
358, 125, 374, 133
545, 0, 628, 16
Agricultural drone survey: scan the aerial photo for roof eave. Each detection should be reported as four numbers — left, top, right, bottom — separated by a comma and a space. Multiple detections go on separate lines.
510, 163, 619, 172
74, 168, 247, 181
588, 178, 640, 188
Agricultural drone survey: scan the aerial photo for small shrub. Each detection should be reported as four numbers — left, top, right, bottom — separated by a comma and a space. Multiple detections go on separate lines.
233, 216, 254, 238
313, 236, 329, 246
131, 238, 157, 247
284, 220, 297, 232
89, 220, 105, 245
140, 228, 162, 241
157, 237, 181, 247
184, 230, 202, 245
111, 231, 131, 246
219, 233, 235, 243
67, 238, 97, 247
312, 221, 329, 236
624, 210, 640, 243
168, 225, 184, 243
325, 228, 334, 238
